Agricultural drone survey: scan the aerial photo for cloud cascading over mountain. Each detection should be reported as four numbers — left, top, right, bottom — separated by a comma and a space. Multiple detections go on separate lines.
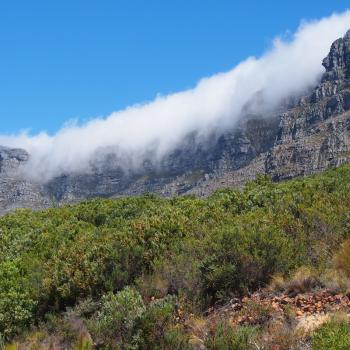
1, 10, 350, 181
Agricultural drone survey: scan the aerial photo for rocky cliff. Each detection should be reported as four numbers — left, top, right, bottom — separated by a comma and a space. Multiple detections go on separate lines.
1, 30, 350, 214
267, 29, 350, 180
0, 147, 50, 214
192, 29, 350, 194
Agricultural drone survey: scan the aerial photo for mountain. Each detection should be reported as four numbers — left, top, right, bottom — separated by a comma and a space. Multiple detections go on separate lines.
0, 146, 51, 214
1, 30, 350, 215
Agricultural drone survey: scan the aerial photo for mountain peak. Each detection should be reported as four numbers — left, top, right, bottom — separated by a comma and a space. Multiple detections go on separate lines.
322, 29, 350, 80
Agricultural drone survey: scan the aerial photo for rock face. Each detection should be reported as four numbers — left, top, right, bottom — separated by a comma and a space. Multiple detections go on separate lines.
0, 146, 29, 175
42, 114, 279, 201
1, 30, 350, 214
175, 29, 350, 195
266, 29, 350, 180
0, 147, 50, 214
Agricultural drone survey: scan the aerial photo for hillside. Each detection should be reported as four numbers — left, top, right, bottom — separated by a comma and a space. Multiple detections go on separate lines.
1, 30, 350, 215
2, 163, 350, 348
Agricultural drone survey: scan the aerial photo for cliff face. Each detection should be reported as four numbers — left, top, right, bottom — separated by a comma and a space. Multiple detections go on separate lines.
1, 30, 350, 214
0, 147, 50, 214
266, 29, 350, 180
41, 114, 279, 201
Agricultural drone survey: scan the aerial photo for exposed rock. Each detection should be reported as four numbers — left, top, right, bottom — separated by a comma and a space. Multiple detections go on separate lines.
0, 146, 29, 175
266, 29, 350, 180
0, 147, 50, 214
207, 289, 350, 327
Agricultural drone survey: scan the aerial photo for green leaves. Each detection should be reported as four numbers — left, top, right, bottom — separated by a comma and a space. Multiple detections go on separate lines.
0, 260, 36, 339
312, 319, 350, 350
89, 287, 145, 347
200, 216, 295, 301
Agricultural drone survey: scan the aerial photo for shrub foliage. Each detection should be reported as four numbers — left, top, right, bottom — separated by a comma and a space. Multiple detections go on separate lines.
2, 164, 350, 345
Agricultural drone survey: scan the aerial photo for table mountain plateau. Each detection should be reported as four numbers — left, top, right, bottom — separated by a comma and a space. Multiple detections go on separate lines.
1, 30, 350, 215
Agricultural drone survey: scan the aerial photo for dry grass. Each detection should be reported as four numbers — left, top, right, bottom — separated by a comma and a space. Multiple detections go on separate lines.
260, 319, 298, 350
269, 267, 322, 296
334, 238, 350, 277
295, 313, 330, 337
320, 268, 350, 293
284, 267, 321, 296
268, 273, 287, 292
186, 316, 208, 340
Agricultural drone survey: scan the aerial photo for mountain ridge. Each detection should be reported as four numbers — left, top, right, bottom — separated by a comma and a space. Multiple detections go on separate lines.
1, 29, 350, 215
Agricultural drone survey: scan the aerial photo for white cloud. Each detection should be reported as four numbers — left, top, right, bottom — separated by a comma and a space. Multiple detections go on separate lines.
1, 10, 350, 181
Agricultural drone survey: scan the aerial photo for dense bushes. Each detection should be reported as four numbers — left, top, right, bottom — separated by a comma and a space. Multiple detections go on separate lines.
0, 260, 36, 338
312, 318, 350, 350
66, 290, 180, 349
200, 217, 295, 302
2, 164, 350, 345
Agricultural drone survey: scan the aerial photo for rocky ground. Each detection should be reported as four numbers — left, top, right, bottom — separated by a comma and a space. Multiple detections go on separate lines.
208, 290, 350, 325
181, 289, 350, 350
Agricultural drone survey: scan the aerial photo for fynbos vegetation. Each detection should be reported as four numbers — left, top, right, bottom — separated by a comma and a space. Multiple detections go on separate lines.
2, 164, 350, 348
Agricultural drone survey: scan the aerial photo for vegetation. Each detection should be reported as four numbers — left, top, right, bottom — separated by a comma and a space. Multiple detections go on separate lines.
312, 317, 350, 350
2, 163, 350, 347
205, 323, 258, 350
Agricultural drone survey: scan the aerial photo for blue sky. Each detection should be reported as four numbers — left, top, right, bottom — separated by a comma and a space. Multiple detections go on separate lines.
1, 0, 349, 134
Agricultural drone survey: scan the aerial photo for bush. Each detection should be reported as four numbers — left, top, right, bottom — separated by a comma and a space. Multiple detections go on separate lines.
312, 319, 350, 350
0, 260, 36, 339
205, 323, 258, 350
137, 296, 177, 349
164, 326, 191, 350
39, 229, 145, 311
200, 217, 295, 302
88, 287, 145, 348
88, 293, 183, 349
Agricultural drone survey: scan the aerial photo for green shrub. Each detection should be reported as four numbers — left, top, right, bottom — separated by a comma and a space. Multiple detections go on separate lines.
0, 260, 36, 339
312, 319, 350, 350
205, 323, 257, 350
200, 217, 295, 302
88, 287, 145, 348
137, 296, 176, 349
164, 326, 191, 350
